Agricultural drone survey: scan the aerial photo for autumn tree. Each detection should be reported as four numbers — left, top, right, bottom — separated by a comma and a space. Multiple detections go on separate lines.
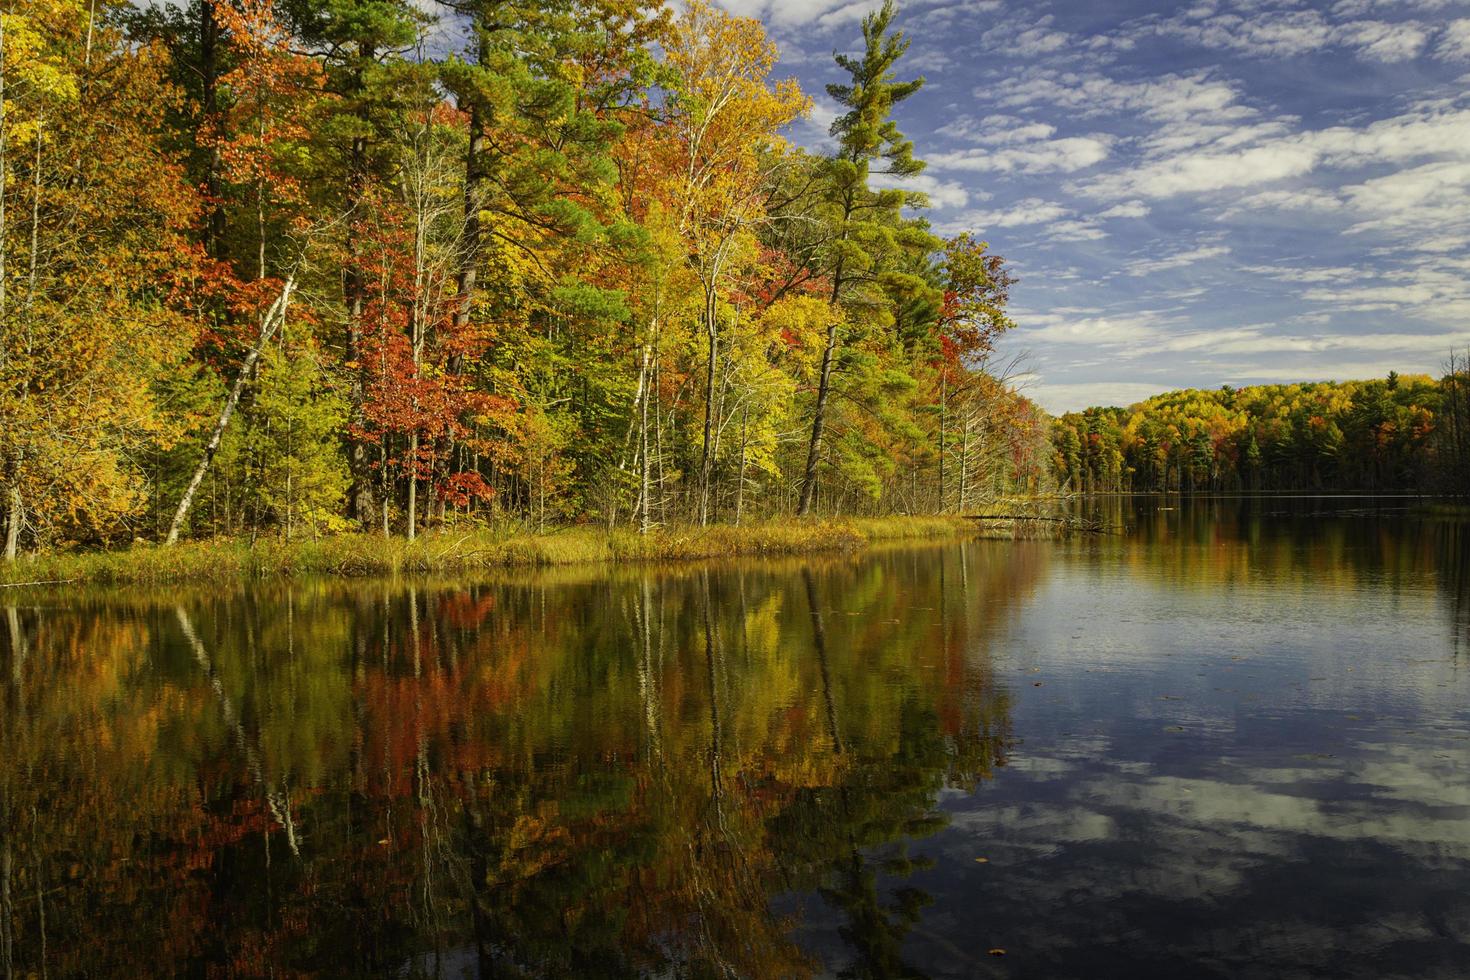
1, 0, 203, 558
164, 0, 326, 545
797, 0, 931, 516
657, 1, 808, 524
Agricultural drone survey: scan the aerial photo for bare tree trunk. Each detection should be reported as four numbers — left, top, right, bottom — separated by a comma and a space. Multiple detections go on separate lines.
958, 413, 971, 512
407, 432, 418, 542
699, 287, 717, 526
2, 485, 18, 563
166, 277, 295, 545
380, 439, 391, 537
938, 372, 947, 514
639, 339, 653, 534
655, 357, 668, 527
735, 405, 748, 526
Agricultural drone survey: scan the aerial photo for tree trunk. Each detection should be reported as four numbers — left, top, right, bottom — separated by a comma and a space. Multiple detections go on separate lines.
639, 339, 653, 534
3, 481, 19, 562
407, 432, 418, 542
454, 47, 487, 338
166, 277, 295, 545
938, 372, 947, 513
344, 43, 375, 527
200, 0, 226, 259
958, 415, 971, 512
699, 288, 717, 526
798, 191, 855, 517
797, 315, 840, 516
735, 405, 748, 526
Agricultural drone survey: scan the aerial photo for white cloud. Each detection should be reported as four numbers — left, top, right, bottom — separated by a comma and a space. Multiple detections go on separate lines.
1124, 245, 1232, 276
1029, 381, 1173, 413
1337, 20, 1432, 61
993, 70, 1253, 123
953, 197, 1072, 228
1239, 264, 1361, 285
1081, 103, 1470, 201
1045, 219, 1111, 242
1218, 188, 1344, 217
1124, 5, 1435, 62
930, 136, 1112, 174
1097, 200, 1151, 219
1437, 19, 1470, 59
936, 115, 1060, 145
1019, 313, 1169, 345
714, 0, 1002, 29
981, 16, 1074, 57
1340, 160, 1470, 240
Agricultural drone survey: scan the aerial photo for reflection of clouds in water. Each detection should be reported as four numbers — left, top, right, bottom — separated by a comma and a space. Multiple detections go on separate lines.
905, 743, 1470, 975
901, 504, 1470, 977
916, 729, 1470, 975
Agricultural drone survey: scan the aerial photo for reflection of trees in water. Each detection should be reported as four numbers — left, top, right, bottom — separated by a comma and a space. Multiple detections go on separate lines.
0, 544, 1034, 978
1069, 497, 1468, 607
1435, 517, 1469, 657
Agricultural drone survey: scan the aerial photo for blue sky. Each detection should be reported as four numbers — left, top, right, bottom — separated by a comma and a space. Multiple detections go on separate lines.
718, 0, 1470, 412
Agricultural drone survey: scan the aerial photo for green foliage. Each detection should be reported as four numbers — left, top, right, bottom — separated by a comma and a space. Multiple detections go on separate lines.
1051, 376, 1449, 493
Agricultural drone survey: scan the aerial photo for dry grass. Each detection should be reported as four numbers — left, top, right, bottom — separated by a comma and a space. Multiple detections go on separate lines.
0, 515, 979, 587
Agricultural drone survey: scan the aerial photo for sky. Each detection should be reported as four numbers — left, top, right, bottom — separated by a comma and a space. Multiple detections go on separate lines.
717, 0, 1470, 413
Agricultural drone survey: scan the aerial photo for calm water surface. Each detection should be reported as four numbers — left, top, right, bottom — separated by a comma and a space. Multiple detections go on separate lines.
1, 498, 1467, 978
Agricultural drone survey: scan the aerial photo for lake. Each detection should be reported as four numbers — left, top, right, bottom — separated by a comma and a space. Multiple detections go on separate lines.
1, 498, 1467, 978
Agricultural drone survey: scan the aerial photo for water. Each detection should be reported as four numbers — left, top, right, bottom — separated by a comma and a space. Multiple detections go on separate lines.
1, 498, 1466, 978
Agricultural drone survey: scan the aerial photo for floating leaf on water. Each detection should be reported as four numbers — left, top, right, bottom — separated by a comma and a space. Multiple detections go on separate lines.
974, 857, 989, 863
988, 948, 1007, 957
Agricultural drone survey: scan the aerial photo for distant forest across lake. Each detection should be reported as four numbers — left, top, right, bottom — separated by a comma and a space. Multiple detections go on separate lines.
1050, 367, 1470, 495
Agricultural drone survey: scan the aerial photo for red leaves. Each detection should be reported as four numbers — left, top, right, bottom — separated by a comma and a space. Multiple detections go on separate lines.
348, 190, 505, 506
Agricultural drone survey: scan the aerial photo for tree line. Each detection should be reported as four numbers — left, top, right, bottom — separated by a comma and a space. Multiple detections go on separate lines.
0, 0, 1050, 559
1051, 368, 1470, 494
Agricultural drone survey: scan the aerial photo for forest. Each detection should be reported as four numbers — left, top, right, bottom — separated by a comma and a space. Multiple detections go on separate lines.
0, 0, 1053, 561
1051, 370, 1470, 494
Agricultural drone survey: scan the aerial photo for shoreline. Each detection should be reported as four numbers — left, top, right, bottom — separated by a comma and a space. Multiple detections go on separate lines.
0, 515, 1016, 588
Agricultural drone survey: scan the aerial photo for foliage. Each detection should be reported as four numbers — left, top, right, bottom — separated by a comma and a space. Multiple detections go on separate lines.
1051, 375, 1455, 493
1, 0, 1049, 562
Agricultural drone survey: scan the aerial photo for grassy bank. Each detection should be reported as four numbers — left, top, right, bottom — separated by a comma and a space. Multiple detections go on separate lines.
0, 515, 982, 587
